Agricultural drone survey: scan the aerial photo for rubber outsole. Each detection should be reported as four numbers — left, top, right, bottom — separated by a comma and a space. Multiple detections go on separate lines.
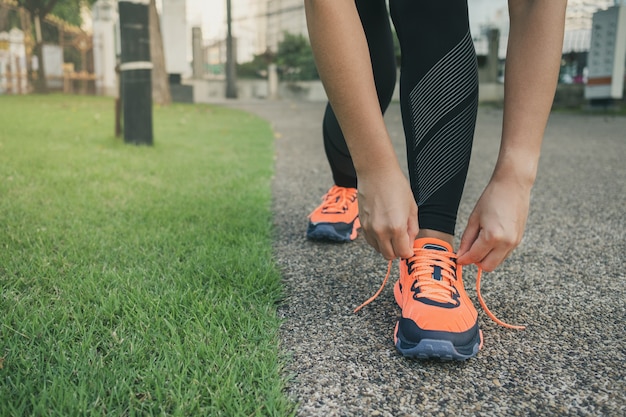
306, 222, 355, 242
394, 323, 483, 361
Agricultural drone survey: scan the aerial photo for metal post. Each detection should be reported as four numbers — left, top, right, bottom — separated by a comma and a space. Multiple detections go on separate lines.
486, 28, 500, 83
192, 26, 204, 79
118, 0, 153, 145
225, 0, 237, 98
268, 63, 278, 99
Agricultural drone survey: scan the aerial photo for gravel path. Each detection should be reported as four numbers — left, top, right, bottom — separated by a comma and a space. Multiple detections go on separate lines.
228, 100, 625, 417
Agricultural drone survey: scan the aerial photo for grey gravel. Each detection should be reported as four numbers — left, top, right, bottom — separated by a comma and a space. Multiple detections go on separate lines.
226, 100, 626, 417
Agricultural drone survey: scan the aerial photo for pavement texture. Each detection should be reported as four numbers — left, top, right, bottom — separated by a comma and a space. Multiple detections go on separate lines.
226, 99, 626, 417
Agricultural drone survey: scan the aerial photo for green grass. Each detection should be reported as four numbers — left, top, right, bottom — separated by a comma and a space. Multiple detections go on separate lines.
0, 95, 294, 416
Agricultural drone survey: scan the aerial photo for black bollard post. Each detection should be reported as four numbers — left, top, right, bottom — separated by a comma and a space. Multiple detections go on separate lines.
225, 0, 237, 99
118, 0, 153, 145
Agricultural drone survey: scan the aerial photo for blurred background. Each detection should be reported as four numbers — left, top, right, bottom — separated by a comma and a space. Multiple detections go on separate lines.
1, 0, 625, 108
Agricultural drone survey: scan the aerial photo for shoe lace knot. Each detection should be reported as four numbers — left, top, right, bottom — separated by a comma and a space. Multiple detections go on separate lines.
320, 186, 357, 214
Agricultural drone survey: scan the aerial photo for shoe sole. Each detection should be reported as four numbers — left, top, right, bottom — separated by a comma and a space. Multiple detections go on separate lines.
394, 322, 483, 361
306, 221, 358, 242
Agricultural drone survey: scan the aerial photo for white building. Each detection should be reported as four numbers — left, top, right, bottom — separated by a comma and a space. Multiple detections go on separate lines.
0, 28, 28, 94
218, 0, 307, 62
162, 0, 189, 78
262, 0, 307, 53
92, 0, 118, 96
176, 0, 620, 75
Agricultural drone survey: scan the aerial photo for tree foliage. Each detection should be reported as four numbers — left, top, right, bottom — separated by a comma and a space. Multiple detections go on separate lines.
51, 0, 96, 27
16, 0, 59, 19
16, 0, 96, 25
276, 32, 318, 81
237, 49, 274, 79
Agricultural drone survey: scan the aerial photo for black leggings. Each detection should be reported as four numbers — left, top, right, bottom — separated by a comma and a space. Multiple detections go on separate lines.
323, 0, 478, 236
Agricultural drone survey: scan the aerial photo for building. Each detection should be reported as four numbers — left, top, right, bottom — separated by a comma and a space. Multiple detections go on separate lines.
206, 39, 226, 77
262, 0, 307, 53
224, 0, 307, 62
203, 0, 618, 82
162, 0, 189, 80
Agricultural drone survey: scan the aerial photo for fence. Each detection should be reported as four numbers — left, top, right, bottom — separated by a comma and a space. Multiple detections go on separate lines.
0, 0, 96, 95
0, 27, 27, 94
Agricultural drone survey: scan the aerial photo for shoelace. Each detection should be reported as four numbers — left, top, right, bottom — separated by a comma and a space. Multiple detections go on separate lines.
475, 268, 525, 329
407, 250, 458, 304
317, 186, 357, 214
354, 256, 525, 330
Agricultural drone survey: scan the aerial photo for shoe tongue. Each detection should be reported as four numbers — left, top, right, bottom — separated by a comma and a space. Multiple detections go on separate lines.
414, 237, 453, 253
422, 243, 447, 252
416, 240, 453, 282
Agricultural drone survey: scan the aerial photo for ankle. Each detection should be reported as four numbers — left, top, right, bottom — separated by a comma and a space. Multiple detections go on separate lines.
416, 229, 454, 248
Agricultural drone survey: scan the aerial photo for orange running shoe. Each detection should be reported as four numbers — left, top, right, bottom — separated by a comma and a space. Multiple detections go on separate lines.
307, 185, 360, 242
393, 237, 482, 360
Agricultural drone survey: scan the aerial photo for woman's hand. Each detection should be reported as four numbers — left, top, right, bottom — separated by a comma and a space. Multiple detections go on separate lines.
306, 1, 414, 260
358, 168, 419, 260
457, 0, 566, 271
456, 177, 532, 271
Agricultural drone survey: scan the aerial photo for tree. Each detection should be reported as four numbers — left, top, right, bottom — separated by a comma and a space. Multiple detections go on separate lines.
16, 0, 96, 92
148, 0, 170, 105
49, 0, 92, 26
238, 49, 275, 79
276, 32, 318, 82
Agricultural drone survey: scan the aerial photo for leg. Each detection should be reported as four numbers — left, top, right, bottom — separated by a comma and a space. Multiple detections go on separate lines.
390, 0, 478, 240
322, 0, 397, 188
388, 0, 482, 360
308, 0, 397, 242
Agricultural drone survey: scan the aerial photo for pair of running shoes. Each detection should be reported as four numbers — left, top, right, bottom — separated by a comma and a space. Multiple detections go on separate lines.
307, 185, 523, 361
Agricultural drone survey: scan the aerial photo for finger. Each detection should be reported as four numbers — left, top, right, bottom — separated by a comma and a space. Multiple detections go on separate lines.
391, 231, 414, 259
407, 205, 419, 243
458, 213, 479, 253
362, 229, 380, 254
475, 246, 511, 272
457, 229, 491, 266
457, 218, 480, 263
392, 204, 419, 259
377, 238, 397, 260
363, 228, 396, 260
478, 246, 515, 272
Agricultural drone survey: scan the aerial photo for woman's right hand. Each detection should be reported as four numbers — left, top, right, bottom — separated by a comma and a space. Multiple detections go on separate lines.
357, 168, 419, 260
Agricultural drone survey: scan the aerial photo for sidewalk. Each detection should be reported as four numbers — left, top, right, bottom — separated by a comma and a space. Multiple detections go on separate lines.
229, 100, 626, 416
